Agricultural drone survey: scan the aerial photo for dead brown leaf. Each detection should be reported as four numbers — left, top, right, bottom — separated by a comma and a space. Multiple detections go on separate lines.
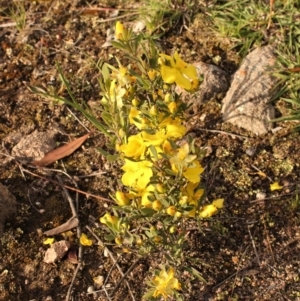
32, 132, 92, 167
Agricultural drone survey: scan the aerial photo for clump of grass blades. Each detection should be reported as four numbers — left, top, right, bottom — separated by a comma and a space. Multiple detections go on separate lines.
211, 0, 300, 130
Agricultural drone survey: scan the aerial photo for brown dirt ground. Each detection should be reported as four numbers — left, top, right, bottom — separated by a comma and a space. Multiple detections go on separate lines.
0, 1, 300, 301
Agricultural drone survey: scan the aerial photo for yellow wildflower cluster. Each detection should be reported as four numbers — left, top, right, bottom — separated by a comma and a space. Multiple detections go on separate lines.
99, 21, 223, 229
97, 21, 224, 300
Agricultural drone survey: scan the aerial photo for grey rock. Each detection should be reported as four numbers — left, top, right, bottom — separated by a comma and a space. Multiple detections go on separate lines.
11, 130, 56, 162
222, 46, 278, 135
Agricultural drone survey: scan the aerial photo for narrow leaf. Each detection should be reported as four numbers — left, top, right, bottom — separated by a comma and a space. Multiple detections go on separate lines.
32, 132, 92, 167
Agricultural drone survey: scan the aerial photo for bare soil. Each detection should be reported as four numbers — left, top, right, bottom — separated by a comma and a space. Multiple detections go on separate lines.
0, 1, 299, 301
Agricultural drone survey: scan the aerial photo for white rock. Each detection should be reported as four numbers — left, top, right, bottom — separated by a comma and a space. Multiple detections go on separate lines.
222, 46, 278, 135
43, 240, 71, 264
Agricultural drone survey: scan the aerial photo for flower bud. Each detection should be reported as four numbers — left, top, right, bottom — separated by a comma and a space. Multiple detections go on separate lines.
179, 196, 188, 205
115, 237, 123, 245
169, 226, 176, 234
118, 128, 125, 138
150, 105, 157, 115
166, 206, 176, 216
148, 69, 157, 81
115, 21, 124, 40
168, 102, 177, 113
136, 237, 143, 245
152, 200, 162, 211
164, 93, 173, 103
153, 236, 162, 244
132, 98, 139, 106
156, 184, 165, 193
175, 211, 182, 218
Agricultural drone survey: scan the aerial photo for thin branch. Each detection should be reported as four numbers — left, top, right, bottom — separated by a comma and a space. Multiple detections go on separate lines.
21, 167, 113, 202
247, 225, 261, 266
56, 175, 83, 301
109, 259, 140, 298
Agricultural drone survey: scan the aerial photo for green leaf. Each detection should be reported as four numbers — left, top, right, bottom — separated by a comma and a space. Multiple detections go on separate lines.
165, 169, 177, 176
149, 145, 158, 161
96, 148, 110, 157
185, 267, 207, 283
101, 63, 110, 81
105, 234, 115, 241
107, 154, 119, 162
140, 208, 155, 216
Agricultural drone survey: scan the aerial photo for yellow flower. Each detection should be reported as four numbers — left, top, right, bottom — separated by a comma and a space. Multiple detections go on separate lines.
120, 133, 146, 159
162, 140, 173, 154
181, 182, 204, 216
140, 185, 155, 207
183, 160, 204, 183
158, 116, 186, 140
159, 52, 198, 90
150, 267, 181, 299
115, 191, 130, 206
129, 107, 149, 130
142, 130, 167, 147
170, 143, 198, 175
121, 159, 153, 190
199, 199, 224, 218
101, 80, 126, 108
80, 233, 93, 246
270, 182, 283, 191
115, 21, 124, 39
166, 124, 186, 139
175, 211, 182, 218
100, 212, 119, 225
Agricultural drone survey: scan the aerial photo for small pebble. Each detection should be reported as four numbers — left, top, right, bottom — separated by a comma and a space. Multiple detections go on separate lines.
87, 285, 95, 294
256, 191, 266, 200
245, 147, 256, 157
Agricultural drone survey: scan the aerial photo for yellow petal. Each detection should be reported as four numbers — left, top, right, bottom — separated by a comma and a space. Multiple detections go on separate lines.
168, 102, 177, 113
80, 233, 93, 246
174, 71, 192, 90
161, 65, 177, 84
115, 21, 124, 39
270, 182, 283, 191
181, 65, 198, 80
43, 237, 54, 245
212, 198, 224, 209
115, 191, 130, 206
199, 204, 217, 218
183, 160, 204, 183
120, 133, 146, 159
